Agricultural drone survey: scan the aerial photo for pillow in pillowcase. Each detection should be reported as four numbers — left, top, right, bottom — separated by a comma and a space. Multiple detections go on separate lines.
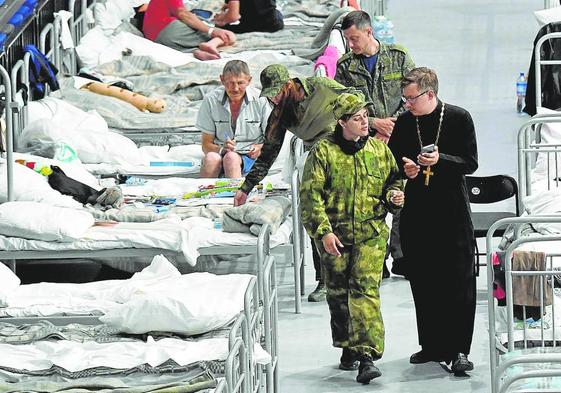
0, 201, 95, 242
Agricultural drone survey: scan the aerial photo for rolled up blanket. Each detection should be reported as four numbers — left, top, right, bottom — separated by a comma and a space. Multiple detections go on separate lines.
222, 196, 291, 235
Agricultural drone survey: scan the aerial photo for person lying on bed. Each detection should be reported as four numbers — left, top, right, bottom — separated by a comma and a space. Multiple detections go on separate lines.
143, 0, 236, 61
213, 0, 284, 33
233, 64, 359, 303
197, 60, 271, 178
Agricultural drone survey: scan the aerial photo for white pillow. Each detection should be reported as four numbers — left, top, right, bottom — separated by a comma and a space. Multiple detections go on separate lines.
93, 0, 135, 36
100, 273, 253, 335
0, 202, 95, 241
532, 107, 561, 183
21, 114, 145, 166
535, 6, 561, 27
0, 262, 20, 307
0, 161, 81, 207
75, 26, 122, 68
13, 153, 101, 191
523, 188, 561, 234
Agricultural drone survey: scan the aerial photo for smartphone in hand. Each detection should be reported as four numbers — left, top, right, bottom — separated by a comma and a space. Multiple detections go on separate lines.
420, 144, 436, 154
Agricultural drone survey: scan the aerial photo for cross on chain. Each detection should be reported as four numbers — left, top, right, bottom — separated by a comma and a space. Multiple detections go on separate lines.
422, 166, 434, 186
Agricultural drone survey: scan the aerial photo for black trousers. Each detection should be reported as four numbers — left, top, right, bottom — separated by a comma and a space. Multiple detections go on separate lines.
223, 10, 284, 33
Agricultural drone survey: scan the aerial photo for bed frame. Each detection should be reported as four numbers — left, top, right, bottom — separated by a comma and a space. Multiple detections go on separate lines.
487, 115, 561, 392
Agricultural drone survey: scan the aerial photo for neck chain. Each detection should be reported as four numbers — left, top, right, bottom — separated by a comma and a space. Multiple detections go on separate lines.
415, 101, 445, 186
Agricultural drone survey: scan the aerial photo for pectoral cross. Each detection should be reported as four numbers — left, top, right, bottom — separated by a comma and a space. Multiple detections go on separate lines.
423, 166, 434, 186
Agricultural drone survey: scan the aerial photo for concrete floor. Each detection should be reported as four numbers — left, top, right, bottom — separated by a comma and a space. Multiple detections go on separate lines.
276, 1, 545, 391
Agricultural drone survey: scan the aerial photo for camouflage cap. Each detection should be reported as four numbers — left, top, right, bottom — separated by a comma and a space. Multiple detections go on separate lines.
260, 64, 290, 98
333, 92, 369, 120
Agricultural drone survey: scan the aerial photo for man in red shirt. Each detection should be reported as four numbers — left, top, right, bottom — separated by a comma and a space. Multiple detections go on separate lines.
143, 0, 236, 61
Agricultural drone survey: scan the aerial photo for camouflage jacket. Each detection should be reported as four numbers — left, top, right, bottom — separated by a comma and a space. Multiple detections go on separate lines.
300, 134, 403, 244
240, 77, 356, 194
335, 41, 415, 120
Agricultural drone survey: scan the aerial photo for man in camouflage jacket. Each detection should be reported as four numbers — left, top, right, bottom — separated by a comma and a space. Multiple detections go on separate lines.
335, 10, 415, 143
233, 64, 359, 302
300, 93, 404, 384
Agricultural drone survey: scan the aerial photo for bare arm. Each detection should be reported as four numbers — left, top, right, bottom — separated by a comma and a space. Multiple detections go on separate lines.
201, 133, 220, 154
214, 0, 241, 26
176, 7, 212, 34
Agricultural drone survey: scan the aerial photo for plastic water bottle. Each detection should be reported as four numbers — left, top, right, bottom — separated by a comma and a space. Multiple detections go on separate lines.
373, 16, 394, 45
516, 72, 527, 113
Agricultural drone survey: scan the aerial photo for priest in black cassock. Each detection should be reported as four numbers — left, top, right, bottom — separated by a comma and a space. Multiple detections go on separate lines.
388, 67, 478, 376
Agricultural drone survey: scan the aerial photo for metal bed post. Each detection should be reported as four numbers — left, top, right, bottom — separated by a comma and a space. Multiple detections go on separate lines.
517, 115, 561, 206
263, 254, 279, 393
1, 64, 14, 202
291, 169, 303, 314
486, 216, 561, 393
9, 53, 30, 152
226, 338, 248, 393
534, 32, 561, 111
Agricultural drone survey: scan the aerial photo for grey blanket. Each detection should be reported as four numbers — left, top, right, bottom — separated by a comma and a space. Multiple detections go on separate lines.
222, 196, 291, 235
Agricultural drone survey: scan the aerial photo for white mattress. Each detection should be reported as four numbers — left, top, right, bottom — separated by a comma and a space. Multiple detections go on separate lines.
0, 215, 292, 267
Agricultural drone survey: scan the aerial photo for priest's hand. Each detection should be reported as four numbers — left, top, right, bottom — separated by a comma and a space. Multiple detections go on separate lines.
402, 157, 420, 179
417, 146, 439, 166
322, 233, 343, 257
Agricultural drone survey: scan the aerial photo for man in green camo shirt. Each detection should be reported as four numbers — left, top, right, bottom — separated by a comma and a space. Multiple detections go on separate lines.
233, 64, 358, 302
335, 10, 415, 143
335, 10, 415, 279
300, 92, 404, 384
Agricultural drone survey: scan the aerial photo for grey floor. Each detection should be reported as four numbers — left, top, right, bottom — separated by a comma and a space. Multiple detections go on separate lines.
276, 1, 545, 392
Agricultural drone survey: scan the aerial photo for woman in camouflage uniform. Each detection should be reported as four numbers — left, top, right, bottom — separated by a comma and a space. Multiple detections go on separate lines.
300, 92, 404, 384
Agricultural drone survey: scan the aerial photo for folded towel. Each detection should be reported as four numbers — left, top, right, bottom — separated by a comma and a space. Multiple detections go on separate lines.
222, 196, 291, 236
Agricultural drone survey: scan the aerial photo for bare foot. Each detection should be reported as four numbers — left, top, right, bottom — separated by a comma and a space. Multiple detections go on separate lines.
193, 49, 220, 61
199, 42, 220, 57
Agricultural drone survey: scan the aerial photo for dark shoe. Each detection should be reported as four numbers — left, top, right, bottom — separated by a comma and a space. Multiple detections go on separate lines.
356, 355, 381, 384
409, 350, 434, 364
451, 353, 473, 375
307, 281, 326, 302
391, 257, 409, 277
339, 348, 359, 371
382, 262, 390, 279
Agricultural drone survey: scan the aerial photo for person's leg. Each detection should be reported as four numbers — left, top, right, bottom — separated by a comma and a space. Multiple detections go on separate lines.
198, 37, 224, 57
389, 211, 409, 277
155, 20, 206, 52
222, 151, 243, 178
317, 239, 353, 362
308, 242, 326, 302
200, 152, 222, 177
348, 234, 387, 384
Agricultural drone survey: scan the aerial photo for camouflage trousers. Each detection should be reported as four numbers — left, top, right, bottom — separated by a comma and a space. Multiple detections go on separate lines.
315, 228, 388, 358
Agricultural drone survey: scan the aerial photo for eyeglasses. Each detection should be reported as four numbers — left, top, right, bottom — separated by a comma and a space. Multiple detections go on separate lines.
401, 90, 429, 104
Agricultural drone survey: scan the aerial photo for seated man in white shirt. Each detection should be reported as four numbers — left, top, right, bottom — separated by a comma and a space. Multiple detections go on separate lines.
196, 60, 272, 178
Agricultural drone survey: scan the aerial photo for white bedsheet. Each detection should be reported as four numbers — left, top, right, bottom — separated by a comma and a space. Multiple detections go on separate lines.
0, 215, 292, 267
0, 336, 229, 372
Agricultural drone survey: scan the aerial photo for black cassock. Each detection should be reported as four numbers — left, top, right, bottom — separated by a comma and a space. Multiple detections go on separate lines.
388, 100, 478, 360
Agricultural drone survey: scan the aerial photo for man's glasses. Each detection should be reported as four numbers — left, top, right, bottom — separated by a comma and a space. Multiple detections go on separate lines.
401, 90, 429, 104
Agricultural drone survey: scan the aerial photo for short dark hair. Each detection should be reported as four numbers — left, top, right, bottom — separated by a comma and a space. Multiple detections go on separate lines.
222, 60, 250, 77
341, 10, 371, 31
402, 67, 439, 95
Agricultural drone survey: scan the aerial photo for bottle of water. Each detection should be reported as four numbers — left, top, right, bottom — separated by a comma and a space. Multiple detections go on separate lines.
373, 16, 394, 45
516, 72, 527, 113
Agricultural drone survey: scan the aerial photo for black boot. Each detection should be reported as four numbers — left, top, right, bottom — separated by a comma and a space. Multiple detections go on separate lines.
356, 354, 381, 384
307, 281, 326, 302
450, 353, 473, 376
339, 348, 359, 371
